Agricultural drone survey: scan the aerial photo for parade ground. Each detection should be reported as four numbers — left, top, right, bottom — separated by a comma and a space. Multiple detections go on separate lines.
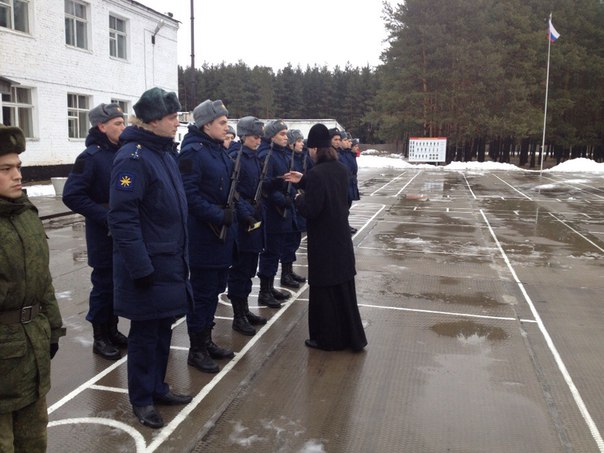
38, 164, 604, 452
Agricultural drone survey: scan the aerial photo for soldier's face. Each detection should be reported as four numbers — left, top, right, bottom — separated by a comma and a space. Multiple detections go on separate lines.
272, 130, 289, 147
294, 139, 304, 153
99, 117, 126, 144
0, 153, 23, 199
205, 116, 229, 141
243, 135, 261, 150
223, 133, 235, 148
150, 113, 179, 138
331, 135, 342, 148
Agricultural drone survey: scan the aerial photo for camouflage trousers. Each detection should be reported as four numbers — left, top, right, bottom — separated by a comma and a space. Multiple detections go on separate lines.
0, 396, 48, 453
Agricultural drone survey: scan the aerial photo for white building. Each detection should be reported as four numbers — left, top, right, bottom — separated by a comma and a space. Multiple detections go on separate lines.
0, 0, 179, 179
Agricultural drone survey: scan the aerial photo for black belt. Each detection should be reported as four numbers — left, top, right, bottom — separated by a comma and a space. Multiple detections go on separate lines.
0, 303, 41, 324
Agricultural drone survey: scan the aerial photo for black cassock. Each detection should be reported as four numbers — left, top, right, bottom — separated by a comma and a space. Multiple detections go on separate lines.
295, 159, 367, 351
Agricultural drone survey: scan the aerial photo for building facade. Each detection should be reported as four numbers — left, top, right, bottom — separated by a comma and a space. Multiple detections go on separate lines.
0, 0, 179, 179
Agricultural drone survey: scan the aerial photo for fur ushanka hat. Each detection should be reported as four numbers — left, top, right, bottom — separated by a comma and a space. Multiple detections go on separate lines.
0, 124, 26, 156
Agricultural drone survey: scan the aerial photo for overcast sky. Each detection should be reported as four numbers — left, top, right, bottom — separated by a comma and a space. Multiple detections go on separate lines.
138, 0, 396, 70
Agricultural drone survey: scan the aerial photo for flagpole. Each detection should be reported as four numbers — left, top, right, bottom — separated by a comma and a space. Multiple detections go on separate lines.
540, 13, 553, 173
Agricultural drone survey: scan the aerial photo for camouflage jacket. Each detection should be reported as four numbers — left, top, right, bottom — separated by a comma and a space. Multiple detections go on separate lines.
0, 193, 66, 413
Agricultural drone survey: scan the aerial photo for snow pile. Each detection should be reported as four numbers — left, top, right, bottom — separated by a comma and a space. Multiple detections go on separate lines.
545, 158, 604, 173
24, 185, 57, 197
444, 161, 523, 171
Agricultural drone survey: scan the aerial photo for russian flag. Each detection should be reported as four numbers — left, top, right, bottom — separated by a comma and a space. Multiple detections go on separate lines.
549, 18, 560, 42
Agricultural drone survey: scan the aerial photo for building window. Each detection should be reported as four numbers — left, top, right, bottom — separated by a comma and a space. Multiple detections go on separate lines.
1, 86, 34, 138
109, 15, 127, 59
65, 0, 88, 50
111, 99, 129, 118
0, 0, 29, 33
67, 93, 90, 138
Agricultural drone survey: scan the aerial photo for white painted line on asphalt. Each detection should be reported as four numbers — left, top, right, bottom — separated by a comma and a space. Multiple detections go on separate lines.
48, 418, 147, 452
394, 171, 423, 198
370, 171, 407, 196
480, 208, 604, 451
358, 303, 536, 323
549, 213, 604, 253
462, 173, 477, 200
491, 174, 533, 200
89, 384, 128, 394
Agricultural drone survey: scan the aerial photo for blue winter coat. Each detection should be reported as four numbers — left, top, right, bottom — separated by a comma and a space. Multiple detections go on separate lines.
258, 141, 296, 234
63, 127, 118, 268
108, 125, 192, 321
338, 148, 361, 202
178, 126, 238, 269
229, 144, 264, 253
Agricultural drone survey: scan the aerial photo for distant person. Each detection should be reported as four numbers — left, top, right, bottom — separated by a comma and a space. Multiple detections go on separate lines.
280, 129, 309, 288
178, 99, 236, 373
226, 116, 268, 336
0, 125, 66, 452
330, 129, 359, 234
284, 123, 367, 352
224, 125, 238, 154
108, 88, 193, 429
257, 120, 296, 307
63, 103, 128, 360
351, 138, 361, 157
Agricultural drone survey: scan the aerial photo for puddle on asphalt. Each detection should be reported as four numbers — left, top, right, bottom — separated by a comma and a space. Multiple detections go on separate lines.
402, 291, 503, 307
430, 320, 508, 341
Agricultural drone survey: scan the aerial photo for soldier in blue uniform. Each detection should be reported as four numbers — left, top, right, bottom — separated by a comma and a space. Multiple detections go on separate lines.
226, 116, 268, 336
108, 88, 193, 429
257, 120, 296, 307
330, 128, 359, 234
178, 99, 236, 374
63, 103, 128, 360
280, 129, 309, 288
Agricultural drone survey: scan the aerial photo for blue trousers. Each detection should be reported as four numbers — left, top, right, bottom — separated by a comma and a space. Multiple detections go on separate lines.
127, 317, 172, 406
227, 251, 259, 301
258, 232, 286, 278
87, 266, 114, 324
281, 231, 302, 264
187, 267, 228, 332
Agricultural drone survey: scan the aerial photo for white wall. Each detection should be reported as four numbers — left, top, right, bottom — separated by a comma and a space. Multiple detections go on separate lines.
0, 0, 179, 168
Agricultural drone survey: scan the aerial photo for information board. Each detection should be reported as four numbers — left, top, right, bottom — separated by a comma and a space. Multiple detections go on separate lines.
408, 137, 447, 163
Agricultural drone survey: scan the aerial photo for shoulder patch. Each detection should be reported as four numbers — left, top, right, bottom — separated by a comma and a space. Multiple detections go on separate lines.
116, 172, 136, 191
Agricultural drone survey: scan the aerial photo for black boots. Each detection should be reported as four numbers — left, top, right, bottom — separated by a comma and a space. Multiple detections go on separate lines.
92, 323, 121, 360
231, 298, 256, 336
258, 276, 282, 308
188, 326, 234, 373
188, 330, 219, 373
108, 316, 128, 348
280, 262, 306, 287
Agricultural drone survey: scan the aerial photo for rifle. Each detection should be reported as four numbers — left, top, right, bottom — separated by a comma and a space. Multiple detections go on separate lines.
212, 144, 243, 242
277, 147, 296, 218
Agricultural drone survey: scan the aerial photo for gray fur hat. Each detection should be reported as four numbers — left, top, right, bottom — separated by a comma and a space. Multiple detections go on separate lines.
193, 99, 228, 128
0, 124, 25, 156
133, 87, 181, 123
237, 116, 264, 137
263, 120, 287, 140
89, 103, 124, 127
287, 129, 304, 145
226, 125, 236, 137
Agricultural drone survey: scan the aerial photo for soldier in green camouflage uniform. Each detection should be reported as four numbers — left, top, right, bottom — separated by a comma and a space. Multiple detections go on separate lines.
0, 125, 66, 453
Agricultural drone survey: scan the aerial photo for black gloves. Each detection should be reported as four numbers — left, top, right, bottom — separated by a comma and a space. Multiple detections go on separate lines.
223, 208, 234, 226
50, 342, 59, 359
134, 273, 154, 289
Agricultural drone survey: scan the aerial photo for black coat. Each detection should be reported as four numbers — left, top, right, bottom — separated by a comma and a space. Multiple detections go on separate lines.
295, 159, 355, 287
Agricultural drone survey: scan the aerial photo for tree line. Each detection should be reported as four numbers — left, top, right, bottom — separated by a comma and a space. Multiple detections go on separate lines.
178, 0, 604, 164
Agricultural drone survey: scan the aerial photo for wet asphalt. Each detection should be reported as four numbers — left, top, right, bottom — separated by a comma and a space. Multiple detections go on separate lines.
38, 167, 604, 452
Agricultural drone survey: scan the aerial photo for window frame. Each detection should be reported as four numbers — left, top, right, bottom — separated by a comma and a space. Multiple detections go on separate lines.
67, 93, 90, 139
109, 14, 128, 60
110, 98, 130, 119
0, 0, 30, 33
1, 85, 35, 138
65, 0, 89, 50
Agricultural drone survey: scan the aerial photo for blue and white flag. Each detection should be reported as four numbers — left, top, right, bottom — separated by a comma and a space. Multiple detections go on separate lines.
549, 18, 560, 42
